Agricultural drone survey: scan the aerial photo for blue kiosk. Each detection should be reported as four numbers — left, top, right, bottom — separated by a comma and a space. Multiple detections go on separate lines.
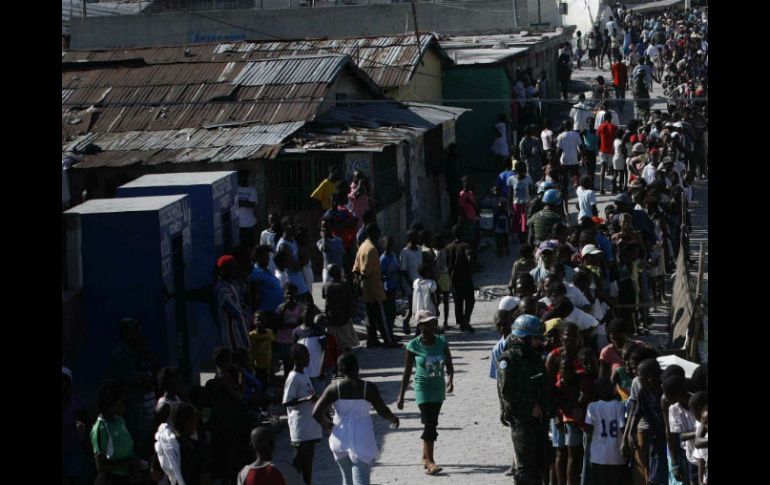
64, 195, 193, 392
116, 171, 239, 377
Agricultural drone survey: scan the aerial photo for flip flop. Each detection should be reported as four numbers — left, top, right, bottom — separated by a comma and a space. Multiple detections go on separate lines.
425, 464, 443, 475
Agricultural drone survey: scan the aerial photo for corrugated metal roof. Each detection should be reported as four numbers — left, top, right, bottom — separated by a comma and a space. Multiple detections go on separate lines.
438, 30, 570, 65
231, 56, 348, 86
290, 101, 469, 152
63, 33, 438, 88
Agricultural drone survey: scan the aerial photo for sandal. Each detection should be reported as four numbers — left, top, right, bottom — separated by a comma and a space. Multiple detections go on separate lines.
425, 464, 443, 475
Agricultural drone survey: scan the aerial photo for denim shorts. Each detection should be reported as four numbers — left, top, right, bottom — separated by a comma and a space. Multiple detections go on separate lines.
550, 419, 583, 448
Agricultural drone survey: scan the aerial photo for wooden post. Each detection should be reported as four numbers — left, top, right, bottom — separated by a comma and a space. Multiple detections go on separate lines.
695, 243, 705, 298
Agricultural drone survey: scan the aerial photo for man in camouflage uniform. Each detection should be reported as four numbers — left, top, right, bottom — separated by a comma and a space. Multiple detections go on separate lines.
527, 189, 564, 246
497, 314, 552, 485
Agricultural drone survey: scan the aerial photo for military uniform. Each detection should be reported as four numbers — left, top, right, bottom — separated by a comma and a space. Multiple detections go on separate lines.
527, 207, 563, 245
497, 339, 552, 485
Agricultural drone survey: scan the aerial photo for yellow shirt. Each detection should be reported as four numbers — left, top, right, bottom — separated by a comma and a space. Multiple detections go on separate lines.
352, 239, 386, 303
310, 178, 337, 211
249, 328, 276, 370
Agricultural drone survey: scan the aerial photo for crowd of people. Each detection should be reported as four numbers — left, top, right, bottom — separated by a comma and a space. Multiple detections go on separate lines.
62, 6, 708, 485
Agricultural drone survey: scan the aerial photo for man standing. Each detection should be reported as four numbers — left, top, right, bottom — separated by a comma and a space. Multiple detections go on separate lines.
597, 112, 619, 194
352, 224, 399, 348
237, 170, 258, 251
458, 176, 481, 269
310, 167, 341, 212
445, 224, 476, 333
570, 93, 592, 132
215, 255, 251, 352
556, 43, 572, 101
632, 57, 658, 121
555, 120, 582, 193
519, 125, 545, 182
611, 56, 629, 112
250, 245, 285, 332
527, 190, 564, 246
497, 314, 551, 485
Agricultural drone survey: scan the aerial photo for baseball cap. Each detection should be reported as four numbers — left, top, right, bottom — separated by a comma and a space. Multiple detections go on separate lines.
217, 255, 236, 268
416, 310, 438, 324
580, 244, 603, 257
498, 296, 520, 312
538, 240, 558, 254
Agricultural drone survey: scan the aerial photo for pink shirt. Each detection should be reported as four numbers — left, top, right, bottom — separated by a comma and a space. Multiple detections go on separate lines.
459, 190, 478, 221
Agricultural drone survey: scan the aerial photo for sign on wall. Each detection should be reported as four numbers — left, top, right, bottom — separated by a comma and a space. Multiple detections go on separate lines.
344, 152, 373, 180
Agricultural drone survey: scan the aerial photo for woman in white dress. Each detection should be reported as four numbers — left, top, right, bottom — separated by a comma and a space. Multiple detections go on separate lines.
313, 353, 400, 485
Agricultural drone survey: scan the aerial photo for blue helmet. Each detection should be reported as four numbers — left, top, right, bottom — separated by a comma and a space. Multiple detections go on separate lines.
512, 314, 545, 337
537, 181, 556, 194
543, 189, 561, 205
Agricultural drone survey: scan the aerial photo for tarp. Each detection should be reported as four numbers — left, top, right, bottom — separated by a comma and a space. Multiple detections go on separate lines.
671, 243, 695, 341
657, 355, 700, 379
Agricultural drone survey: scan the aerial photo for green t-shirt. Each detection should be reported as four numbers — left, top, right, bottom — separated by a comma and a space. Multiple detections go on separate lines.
407, 334, 448, 405
90, 416, 135, 476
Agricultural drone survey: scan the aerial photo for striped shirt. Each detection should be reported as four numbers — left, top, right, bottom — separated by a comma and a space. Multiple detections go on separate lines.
215, 279, 251, 351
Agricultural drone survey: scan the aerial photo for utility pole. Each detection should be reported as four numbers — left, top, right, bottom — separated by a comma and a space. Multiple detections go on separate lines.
410, 0, 422, 64
511, 0, 518, 29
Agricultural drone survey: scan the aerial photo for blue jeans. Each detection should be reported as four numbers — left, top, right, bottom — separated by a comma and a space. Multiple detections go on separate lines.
336, 456, 371, 485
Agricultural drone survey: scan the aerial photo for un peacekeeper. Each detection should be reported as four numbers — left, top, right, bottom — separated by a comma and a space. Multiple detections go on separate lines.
497, 314, 552, 485
527, 189, 564, 246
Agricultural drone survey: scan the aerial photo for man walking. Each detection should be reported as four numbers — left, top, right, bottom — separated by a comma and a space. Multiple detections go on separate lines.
597, 112, 618, 194
611, 55, 629, 112
445, 225, 476, 333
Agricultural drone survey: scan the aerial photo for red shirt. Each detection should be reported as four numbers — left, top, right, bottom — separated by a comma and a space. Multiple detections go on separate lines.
458, 190, 478, 221
611, 62, 628, 88
597, 122, 618, 154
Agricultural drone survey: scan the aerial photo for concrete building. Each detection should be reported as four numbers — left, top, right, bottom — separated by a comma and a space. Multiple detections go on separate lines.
439, 28, 574, 172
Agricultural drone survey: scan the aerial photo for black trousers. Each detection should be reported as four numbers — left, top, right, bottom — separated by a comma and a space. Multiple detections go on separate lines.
452, 287, 475, 327
510, 416, 548, 485
383, 290, 397, 333
592, 463, 629, 485
365, 301, 393, 344
418, 401, 443, 442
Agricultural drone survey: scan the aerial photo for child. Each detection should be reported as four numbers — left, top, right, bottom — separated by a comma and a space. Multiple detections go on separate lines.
623, 358, 667, 485
249, 311, 276, 386
154, 367, 185, 429
315, 313, 341, 389
272, 251, 291, 290
412, 263, 439, 332
400, 229, 424, 334
507, 244, 537, 295
282, 343, 322, 485
585, 377, 628, 485
494, 200, 510, 257
689, 392, 708, 485
275, 284, 306, 379
380, 236, 402, 336
664, 374, 697, 485
507, 160, 534, 244
293, 313, 328, 396
431, 233, 451, 331
576, 175, 598, 221
321, 264, 359, 352
553, 354, 585, 485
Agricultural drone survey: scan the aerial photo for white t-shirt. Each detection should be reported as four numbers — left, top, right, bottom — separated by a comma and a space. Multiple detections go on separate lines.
507, 174, 534, 205
669, 403, 698, 465
413, 278, 437, 316
282, 371, 323, 443
566, 307, 599, 330
556, 131, 582, 166
642, 163, 657, 185
586, 400, 626, 465
593, 110, 619, 129
606, 21, 618, 37
576, 186, 597, 220
612, 139, 625, 170
645, 44, 661, 60
238, 186, 258, 228
400, 247, 423, 283
541, 129, 554, 151
570, 102, 592, 131
539, 284, 590, 310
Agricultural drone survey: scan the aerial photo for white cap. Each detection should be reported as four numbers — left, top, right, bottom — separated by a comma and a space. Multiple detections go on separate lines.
580, 244, 603, 257
498, 296, 520, 312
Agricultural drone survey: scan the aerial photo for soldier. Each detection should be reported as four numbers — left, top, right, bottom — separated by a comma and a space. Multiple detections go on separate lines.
527, 189, 565, 246
497, 314, 552, 485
